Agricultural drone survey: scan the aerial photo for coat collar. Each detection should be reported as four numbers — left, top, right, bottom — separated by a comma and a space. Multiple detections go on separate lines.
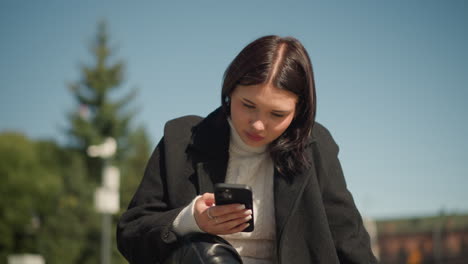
188, 107, 230, 159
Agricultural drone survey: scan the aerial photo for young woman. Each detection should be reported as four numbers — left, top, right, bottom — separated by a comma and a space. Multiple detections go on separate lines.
117, 36, 377, 264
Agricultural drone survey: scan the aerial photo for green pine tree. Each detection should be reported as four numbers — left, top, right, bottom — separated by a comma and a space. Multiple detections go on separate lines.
67, 21, 137, 183
66, 21, 151, 264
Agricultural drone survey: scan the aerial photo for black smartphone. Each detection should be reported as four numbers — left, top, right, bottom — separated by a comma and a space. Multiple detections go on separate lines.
214, 183, 254, 232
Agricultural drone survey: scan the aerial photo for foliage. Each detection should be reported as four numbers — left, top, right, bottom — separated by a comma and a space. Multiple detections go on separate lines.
0, 21, 151, 263
0, 132, 53, 260
0, 132, 97, 263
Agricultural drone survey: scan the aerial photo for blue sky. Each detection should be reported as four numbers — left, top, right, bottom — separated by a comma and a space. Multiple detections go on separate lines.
1, 0, 467, 219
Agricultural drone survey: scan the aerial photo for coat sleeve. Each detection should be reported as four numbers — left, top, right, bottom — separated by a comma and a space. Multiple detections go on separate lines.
116, 138, 183, 264
314, 124, 378, 263
117, 115, 203, 263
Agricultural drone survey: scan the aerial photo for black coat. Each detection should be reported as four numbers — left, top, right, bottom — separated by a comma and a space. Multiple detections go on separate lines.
117, 107, 377, 264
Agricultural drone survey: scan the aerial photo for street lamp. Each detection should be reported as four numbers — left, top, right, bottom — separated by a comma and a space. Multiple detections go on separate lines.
87, 137, 120, 264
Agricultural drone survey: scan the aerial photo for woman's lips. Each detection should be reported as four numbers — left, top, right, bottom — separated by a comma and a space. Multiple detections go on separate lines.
245, 131, 264, 142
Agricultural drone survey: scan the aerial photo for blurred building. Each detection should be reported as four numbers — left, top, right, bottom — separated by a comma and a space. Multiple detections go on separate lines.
376, 213, 468, 264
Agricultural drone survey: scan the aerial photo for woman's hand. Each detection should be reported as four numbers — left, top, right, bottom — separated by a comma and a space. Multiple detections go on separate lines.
194, 193, 252, 235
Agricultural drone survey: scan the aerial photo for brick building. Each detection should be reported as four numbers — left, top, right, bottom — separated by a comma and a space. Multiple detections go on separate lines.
374, 213, 468, 264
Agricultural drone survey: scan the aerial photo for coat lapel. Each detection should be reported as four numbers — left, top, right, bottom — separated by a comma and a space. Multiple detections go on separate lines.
195, 160, 228, 194
187, 107, 230, 194
274, 167, 311, 241
273, 138, 317, 251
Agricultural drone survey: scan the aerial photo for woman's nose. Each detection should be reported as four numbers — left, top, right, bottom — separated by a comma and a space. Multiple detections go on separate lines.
250, 119, 265, 132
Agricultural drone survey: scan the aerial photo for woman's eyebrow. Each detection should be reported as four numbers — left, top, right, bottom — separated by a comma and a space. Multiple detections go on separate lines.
272, 109, 290, 114
242, 98, 256, 105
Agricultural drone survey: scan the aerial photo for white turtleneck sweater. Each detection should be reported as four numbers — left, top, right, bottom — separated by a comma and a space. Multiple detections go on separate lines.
172, 119, 276, 264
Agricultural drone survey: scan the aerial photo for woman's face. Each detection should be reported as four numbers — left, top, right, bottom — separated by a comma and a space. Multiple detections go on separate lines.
230, 83, 298, 147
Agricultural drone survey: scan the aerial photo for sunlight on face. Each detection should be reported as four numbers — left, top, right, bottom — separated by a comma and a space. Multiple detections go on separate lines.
230, 83, 298, 147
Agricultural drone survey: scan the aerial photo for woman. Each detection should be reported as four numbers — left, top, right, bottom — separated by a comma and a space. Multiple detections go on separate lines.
117, 36, 377, 264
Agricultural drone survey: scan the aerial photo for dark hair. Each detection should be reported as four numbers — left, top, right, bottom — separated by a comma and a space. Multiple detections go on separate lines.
221, 35, 317, 177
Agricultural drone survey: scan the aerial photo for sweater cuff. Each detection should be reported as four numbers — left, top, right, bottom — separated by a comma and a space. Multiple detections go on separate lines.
172, 195, 204, 236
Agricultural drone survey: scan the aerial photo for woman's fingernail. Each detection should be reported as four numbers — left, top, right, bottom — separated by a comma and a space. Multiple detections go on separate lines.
244, 209, 252, 215
236, 204, 245, 210
245, 215, 252, 220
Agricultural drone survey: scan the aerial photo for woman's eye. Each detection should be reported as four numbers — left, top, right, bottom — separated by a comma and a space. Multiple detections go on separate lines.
271, 113, 285, 118
243, 103, 255, 109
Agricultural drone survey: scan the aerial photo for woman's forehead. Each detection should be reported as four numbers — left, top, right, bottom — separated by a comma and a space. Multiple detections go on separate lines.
233, 84, 297, 110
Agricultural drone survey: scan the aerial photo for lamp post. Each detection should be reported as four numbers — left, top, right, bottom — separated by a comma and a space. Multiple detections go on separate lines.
87, 137, 120, 264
